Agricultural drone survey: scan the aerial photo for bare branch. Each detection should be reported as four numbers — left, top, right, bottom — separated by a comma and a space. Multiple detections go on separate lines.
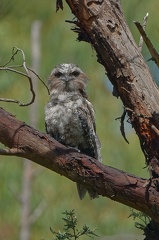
2, 47, 19, 67
0, 66, 29, 78
1, 107, 159, 223
138, 13, 149, 52
0, 148, 24, 156
0, 47, 49, 106
27, 67, 50, 95
0, 47, 35, 106
134, 21, 159, 67
1, 1, 159, 234
115, 110, 129, 144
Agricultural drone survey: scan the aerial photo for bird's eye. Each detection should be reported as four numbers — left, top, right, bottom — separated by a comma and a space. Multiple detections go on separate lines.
54, 72, 63, 78
72, 71, 80, 77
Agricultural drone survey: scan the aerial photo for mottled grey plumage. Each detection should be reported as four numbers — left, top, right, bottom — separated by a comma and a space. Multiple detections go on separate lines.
45, 63, 102, 199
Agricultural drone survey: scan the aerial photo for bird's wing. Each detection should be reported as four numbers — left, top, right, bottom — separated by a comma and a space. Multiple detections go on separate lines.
77, 99, 102, 162
76, 99, 102, 200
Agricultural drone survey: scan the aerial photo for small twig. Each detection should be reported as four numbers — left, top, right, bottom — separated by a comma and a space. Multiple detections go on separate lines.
0, 47, 36, 106
0, 47, 49, 106
0, 148, 24, 156
0, 65, 49, 95
0, 97, 29, 106
115, 109, 129, 144
2, 48, 19, 67
16, 47, 36, 106
0, 66, 29, 78
27, 67, 50, 95
138, 13, 149, 52
134, 21, 159, 67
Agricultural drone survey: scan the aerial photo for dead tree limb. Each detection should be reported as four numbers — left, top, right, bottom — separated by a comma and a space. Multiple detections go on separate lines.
63, 1, 159, 236
1, 0, 159, 235
0, 107, 159, 223
65, 0, 159, 170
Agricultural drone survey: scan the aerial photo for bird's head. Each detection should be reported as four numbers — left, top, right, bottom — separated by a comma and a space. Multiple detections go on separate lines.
48, 63, 88, 96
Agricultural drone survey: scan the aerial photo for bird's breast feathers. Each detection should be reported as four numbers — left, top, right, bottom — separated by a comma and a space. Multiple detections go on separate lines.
45, 93, 94, 147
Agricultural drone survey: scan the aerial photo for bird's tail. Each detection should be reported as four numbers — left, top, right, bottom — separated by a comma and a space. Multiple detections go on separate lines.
76, 183, 98, 200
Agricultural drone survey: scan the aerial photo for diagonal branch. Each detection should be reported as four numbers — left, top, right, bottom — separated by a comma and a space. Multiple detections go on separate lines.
138, 13, 149, 52
134, 21, 159, 67
65, 0, 159, 167
0, 107, 159, 223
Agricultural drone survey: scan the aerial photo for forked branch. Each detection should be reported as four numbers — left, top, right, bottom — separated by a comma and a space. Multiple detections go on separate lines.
0, 47, 49, 106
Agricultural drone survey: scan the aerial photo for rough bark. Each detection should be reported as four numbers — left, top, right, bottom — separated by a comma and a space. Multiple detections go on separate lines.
1, 0, 159, 237
65, 0, 159, 167
64, 0, 159, 236
1, 107, 159, 223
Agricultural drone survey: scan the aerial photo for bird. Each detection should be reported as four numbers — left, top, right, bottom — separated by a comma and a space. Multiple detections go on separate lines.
44, 63, 102, 199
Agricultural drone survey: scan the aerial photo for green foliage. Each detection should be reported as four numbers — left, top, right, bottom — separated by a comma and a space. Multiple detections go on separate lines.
49, 210, 98, 240
129, 209, 151, 231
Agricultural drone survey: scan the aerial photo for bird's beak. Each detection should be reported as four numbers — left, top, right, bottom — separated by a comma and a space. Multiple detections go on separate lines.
64, 75, 72, 82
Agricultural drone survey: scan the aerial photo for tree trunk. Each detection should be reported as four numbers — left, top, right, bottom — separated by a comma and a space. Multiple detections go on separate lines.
65, 0, 159, 165
64, 0, 159, 238
1, 0, 159, 238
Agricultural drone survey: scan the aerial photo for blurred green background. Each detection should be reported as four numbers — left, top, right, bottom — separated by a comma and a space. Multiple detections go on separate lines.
0, 0, 159, 239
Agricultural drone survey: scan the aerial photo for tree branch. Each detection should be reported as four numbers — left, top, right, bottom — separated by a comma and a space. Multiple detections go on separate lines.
1, 0, 159, 233
0, 148, 24, 155
0, 107, 159, 223
138, 12, 149, 52
65, 0, 159, 166
0, 47, 49, 106
134, 21, 159, 67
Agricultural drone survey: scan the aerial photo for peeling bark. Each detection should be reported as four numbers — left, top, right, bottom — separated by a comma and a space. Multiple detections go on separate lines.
65, 0, 159, 167
1, 0, 159, 237
64, 0, 159, 236
1, 107, 159, 223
